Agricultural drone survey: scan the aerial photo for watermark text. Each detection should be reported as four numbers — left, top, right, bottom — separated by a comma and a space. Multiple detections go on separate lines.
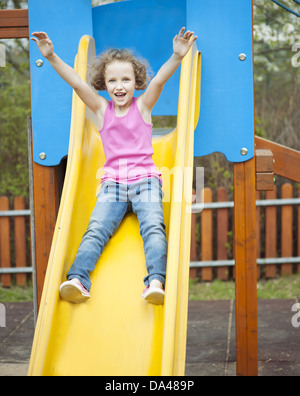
292, 37, 300, 68
291, 303, 300, 328
95, 163, 205, 213
0, 43, 6, 67
0, 304, 6, 328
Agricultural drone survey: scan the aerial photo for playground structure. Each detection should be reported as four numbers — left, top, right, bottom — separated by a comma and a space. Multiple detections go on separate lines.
3, 0, 300, 376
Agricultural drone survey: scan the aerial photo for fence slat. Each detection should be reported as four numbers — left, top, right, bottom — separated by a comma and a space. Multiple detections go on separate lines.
190, 182, 298, 280
217, 187, 229, 280
281, 184, 293, 276
2, 185, 299, 287
190, 190, 198, 279
0, 197, 11, 287
265, 188, 277, 278
201, 188, 213, 281
14, 197, 27, 286
256, 191, 261, 279
298, 186, 300, 274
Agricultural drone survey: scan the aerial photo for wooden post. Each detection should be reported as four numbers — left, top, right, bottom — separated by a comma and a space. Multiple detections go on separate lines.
265, 188, 277, 278
255, 149, 274, 191
217, 187, 229, 281
233, 158, 258, 376
281, 183, 293, 276
28, 115, 60, 307
190, 189, 198, 279
201, 187, 213, 281
14, 197, 27, 287
0, 197, 11, 287
256, 191, 261, 279
32, 161, 60, 306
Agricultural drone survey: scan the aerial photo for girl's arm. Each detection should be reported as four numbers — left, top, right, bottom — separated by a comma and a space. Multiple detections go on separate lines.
141, 27, 197, 112
31, 32, 106, 114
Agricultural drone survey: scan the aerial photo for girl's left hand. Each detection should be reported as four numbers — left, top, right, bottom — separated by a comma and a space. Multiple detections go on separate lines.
173, 27, 197, 59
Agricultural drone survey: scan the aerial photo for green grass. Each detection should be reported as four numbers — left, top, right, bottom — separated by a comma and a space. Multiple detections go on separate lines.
1, 275, 300, 302
189, 275, 300, 301
0, 285, 33, 303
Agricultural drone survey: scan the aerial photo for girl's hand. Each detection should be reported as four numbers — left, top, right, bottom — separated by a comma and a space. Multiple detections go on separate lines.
173, 27, 197, 59
31, 32, 54, 59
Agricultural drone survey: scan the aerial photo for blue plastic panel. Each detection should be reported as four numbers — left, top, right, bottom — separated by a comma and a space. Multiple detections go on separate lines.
92, 0, 186, 116
28, 0, 93, 166
187, 0, 255, 162
28, 0, 254, 166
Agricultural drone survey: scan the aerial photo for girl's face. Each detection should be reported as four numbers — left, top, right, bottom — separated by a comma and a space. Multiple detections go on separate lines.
105, 61, 136, 109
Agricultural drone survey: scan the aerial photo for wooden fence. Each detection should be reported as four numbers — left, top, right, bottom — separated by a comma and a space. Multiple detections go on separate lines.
1, 183, 300, 287
0, 196, 31, 287
190, 183, 300, 280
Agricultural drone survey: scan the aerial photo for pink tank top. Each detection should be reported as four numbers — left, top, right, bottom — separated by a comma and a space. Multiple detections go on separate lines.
99, 97, 162, 185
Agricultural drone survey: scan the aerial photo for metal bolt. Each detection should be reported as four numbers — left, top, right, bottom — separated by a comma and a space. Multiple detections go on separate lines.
239, 53, 247, 61
36, 59, 44, 67
240, 148, 248, 156
39, 152, 47, 160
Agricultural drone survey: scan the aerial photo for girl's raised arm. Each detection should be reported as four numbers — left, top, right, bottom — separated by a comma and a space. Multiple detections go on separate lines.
141, 27, 197, 112
31, 32, 106, 115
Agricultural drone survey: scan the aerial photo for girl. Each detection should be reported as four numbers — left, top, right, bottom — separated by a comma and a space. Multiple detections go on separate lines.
31, 27, 197, 305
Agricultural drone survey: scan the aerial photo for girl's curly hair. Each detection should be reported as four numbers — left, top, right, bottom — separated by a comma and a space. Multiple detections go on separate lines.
90, 49, 152, 91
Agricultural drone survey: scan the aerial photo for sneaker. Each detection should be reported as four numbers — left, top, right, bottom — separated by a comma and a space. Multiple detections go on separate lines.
142, 286, 165, 305
59, 278, 90, 304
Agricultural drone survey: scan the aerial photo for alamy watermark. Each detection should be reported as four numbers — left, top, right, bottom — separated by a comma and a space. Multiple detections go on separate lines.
291, 36, 300, 68
291, 303, 300, 328
0, 43, 5, 68
0, 303, 6, 328
96, 163, 205, 213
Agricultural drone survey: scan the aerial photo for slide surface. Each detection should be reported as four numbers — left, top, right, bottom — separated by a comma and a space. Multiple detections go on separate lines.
28, 36, 201, 376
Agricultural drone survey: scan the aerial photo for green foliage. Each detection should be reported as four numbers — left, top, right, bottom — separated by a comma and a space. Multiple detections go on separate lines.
189, 275, 300, 300
254, 0, 300, 150
0, 285, 33, 302
195, 1, 300, 199
0, 0, 28, 10
0, 41, 30, 201
255, 116, 265, 138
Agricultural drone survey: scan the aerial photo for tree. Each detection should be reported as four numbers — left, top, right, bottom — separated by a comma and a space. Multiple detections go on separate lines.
196, 0, 300, 198
0, 0, 27, 9
254, 0, 300, 150
0, 0, 30, 200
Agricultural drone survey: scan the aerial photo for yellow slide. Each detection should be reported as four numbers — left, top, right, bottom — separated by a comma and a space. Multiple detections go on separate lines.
28, 36, 201, 376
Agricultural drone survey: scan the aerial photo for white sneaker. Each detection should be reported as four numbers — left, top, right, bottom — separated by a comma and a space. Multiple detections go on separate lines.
142, 286, 165, 305
59, 278, 90, 304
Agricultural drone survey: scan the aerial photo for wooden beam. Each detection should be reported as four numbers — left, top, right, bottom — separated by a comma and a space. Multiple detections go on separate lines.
32, 161, 60, 305
233, 158, 258, 376
255, 136, 300, 183
255, 149, 274, 191
0, 9, 29, 39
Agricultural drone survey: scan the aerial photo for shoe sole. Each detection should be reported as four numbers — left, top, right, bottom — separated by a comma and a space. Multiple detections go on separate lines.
142, 287, 165, 305
59, 282, 90, 304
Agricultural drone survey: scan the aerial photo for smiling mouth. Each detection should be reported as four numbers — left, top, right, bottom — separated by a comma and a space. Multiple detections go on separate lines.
115, 92, 126, 99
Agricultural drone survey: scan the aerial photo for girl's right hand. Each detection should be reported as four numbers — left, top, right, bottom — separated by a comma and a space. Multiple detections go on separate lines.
31, 32, 54, 59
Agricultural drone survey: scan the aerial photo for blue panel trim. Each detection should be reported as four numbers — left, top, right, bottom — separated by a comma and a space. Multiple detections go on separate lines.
92, 0, 186, 116
187, 0, 254, 162
28, 0, 93, 166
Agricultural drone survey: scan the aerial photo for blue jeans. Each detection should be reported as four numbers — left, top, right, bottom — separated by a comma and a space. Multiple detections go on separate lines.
67, 177, 167, 291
